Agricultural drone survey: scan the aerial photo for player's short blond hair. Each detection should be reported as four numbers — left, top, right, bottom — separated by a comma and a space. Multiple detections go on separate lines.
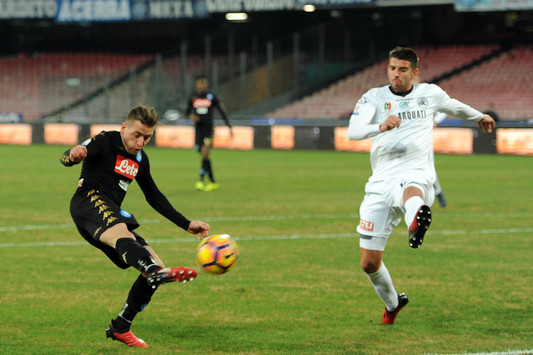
126, 104, 159, 127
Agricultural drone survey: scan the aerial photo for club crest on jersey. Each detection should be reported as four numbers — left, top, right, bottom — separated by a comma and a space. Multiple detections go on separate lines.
418, 97, 429, 108
114, 155, 139, 179
120, 209, 132, 218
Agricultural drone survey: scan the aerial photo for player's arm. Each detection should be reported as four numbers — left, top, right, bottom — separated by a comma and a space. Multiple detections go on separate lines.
348, 95, 389, 140
215, 97, 233, 136
435, 86, 495, 132
136, 164, 209, 238
60, 145, 87, 166
184, 97, 200, 123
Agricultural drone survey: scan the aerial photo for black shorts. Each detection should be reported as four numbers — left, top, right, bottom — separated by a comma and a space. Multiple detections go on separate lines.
195, 125, 214, 152
70, 187, 147, 269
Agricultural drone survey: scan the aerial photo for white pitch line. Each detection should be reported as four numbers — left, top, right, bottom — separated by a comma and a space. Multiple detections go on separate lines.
0, 214, 358, 233
427, 350, 533, 355
1, 228, 532, 248
1, 211, 532, 234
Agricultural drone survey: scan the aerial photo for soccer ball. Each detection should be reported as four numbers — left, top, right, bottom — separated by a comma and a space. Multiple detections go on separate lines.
195, 234, 239, 275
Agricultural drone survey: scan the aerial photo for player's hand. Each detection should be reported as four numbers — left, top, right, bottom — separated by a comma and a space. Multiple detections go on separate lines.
69, 145, 87, 163
189, 114, 200, 123
477, 114, 495, 133
379, 115, 402, 132
188, 220, 210, 239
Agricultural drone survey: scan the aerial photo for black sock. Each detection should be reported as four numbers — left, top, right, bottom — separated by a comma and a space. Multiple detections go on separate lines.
202, 159, 215, 182
115, 238, 161, 274
114, 274, 157, 331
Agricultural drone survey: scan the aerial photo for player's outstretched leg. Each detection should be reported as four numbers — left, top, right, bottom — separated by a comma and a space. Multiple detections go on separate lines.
147, 266, 198, 289
106, 320, 148, 348
436, 192, 447, 208
382, 293, 409, 324
408, 205, 432, 248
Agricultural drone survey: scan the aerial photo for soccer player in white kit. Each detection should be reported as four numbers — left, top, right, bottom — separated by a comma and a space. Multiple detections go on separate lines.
347, 47, 495, 324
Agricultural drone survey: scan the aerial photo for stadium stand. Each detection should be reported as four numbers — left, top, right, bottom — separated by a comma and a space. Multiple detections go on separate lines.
0, 53, 153, 122
438, 46, 533, 121
266, 45, 533, 121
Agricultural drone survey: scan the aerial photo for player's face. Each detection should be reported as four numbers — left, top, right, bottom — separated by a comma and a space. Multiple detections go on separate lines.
120, 120, 154, 155
196, 78, 208, 93
387, 57, 418, 93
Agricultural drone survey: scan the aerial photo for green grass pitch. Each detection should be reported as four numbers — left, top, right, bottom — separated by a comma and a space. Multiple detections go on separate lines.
0, 144, 531, 354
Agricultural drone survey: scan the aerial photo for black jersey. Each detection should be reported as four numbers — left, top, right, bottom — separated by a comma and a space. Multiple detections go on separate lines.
185, 91, 231, 127
61, 130, 190, 230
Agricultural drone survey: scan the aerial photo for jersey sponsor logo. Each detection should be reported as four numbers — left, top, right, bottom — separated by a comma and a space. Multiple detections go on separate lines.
114, 155, 139, 179
136, 151, 142, 162
359, 219, 375, 232
399, 100, 410, 109
398, 110, 427, 120
193, 98, 213, 108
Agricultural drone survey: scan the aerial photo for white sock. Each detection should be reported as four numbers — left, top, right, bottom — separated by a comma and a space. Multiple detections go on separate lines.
404, 196, 424, 227
434, 176, 442, 195
366, 262, 398, 312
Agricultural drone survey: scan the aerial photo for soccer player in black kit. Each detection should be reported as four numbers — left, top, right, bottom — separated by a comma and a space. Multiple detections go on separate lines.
185, 75, 232, 191
61, 104, 210, 348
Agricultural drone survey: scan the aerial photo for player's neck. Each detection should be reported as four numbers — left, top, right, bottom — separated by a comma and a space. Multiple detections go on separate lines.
389, 85, 414, 97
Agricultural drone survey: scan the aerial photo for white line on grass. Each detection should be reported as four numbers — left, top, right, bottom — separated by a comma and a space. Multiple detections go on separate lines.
1, 228, 533, 248
1, 211, 532, 234
427, 350, 533, 355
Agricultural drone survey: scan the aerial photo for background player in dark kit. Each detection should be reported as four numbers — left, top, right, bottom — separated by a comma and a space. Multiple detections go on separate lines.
185, 75, 232, 191
61, 104, 210, 348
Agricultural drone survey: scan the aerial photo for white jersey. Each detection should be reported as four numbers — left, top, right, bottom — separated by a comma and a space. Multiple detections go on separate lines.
348, 83, 483, 184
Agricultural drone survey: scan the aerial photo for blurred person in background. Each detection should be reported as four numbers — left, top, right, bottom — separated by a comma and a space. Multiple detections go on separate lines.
185, 75, 232, 192
347, 46, 495, 325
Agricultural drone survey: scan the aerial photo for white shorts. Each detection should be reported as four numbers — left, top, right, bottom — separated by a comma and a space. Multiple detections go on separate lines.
356, 179, 435, 251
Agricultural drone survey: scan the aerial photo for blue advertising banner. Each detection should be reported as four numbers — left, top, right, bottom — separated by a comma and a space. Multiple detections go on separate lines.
204, 0, 296, 12
455, 0, 533, 11
55, 0, 131, 22
131, 0, 209, 20
0, 0, 57, 19
294, 0, 374, 6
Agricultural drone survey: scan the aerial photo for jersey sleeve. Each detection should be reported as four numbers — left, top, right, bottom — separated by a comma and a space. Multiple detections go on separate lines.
213, 95, 231, 127
59, 134, 102, 166
433, 86, 484, 122
136, 156, 191, 230
60, 149, 76, 166
347, 91, 382, 140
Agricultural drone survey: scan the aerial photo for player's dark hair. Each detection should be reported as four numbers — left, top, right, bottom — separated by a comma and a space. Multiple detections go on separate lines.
389, 46, 419, 69
195, 74, 208, 82
127, 104, 159, 127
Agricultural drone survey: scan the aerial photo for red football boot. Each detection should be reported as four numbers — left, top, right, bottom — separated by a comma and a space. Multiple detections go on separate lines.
382, 293, 409, 325
106, 320, 148, 348
147, 266, 198, 289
